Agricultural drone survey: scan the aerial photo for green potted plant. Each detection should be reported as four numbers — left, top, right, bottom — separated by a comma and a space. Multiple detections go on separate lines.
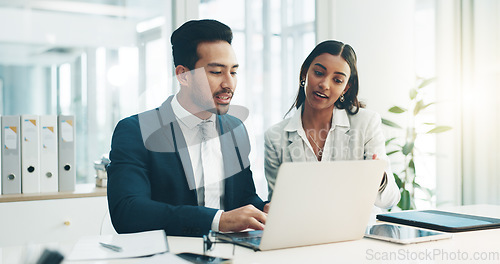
382, 77, 451, 210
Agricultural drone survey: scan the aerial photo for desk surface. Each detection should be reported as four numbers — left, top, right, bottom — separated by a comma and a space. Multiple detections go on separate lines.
2, 204, 500, 264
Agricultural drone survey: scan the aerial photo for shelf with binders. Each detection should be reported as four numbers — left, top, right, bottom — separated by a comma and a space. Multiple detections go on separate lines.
1, 115, 77, 195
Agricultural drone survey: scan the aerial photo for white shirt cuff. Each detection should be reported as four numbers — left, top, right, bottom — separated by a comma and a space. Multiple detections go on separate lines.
211, 210, 224, 232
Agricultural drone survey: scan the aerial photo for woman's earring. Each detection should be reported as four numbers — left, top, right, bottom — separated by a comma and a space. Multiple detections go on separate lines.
300, 80, 305, 87
339, 94, 345, 103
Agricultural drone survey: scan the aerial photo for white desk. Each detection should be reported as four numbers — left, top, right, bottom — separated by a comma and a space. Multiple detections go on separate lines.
2, 204, 500, 264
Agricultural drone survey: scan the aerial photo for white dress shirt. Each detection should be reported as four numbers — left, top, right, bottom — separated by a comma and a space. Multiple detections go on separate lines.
293, 107, 344, 162
171, 95, 224, 231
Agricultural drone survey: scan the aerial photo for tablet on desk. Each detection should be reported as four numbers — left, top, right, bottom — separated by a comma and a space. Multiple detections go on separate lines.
364, 224, 452, 244
376, 210, 500, 232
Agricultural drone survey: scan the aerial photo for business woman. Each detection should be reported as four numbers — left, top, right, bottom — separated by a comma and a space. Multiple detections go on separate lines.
264, 40, 400, 210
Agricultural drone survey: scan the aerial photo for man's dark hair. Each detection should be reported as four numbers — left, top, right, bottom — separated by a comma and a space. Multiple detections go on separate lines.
171, 19, 233, 70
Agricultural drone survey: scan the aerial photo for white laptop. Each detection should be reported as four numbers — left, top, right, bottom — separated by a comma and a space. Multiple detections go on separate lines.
217, 160, 387, 251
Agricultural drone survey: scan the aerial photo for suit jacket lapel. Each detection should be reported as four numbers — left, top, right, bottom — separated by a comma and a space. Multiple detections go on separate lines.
286, 132, 307, 162
218, 115, 253, 209
331, 127, 351, 160
157, 96, 197, 191
217, 116, 244, 181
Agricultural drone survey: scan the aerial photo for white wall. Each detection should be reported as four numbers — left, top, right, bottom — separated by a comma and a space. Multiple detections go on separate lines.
315, 1, 418, 194
435, 0, 462, 207
316, 0, 415, 120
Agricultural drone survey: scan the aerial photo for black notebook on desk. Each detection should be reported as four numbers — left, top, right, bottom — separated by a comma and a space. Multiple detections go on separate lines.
377, 210, 500, 232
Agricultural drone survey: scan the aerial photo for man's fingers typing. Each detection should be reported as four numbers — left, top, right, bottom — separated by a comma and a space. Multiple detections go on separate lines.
248, 217, 265, 230
219, 204, 267, 232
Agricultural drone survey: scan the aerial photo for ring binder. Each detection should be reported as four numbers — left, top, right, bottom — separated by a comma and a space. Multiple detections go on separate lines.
2, 115, 21, 194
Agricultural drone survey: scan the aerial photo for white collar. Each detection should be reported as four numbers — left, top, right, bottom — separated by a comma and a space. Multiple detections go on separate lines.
171, 94, 216, 130
284, 105, 350, 132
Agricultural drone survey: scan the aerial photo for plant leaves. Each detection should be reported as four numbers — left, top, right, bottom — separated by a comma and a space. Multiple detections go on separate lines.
387, 150, 400, 156
409, 88, 417, 100
423, 122, 435, 125
402, 142, 414, 155
381, 118, 402, 129
393, 173, 403, 189
421, 102, 435, 111
409, 159, 415, 175
413, 100, 424, 116
427, 126, 452, 134
398, 190, 411, 210
422, 187, 434, 198
418, 77, 437, 89
385, 137, 397, 145
414, 182, 434, 198
388, 106, 407, 114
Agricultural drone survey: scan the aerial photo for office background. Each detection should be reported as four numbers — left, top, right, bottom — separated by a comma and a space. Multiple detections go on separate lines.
0, 0, 498, 208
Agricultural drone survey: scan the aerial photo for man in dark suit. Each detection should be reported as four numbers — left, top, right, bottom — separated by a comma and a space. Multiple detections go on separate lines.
107, 19, 269, 237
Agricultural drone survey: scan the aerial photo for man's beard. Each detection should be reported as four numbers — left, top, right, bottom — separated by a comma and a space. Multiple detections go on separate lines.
205, 103, 230, 115
194, 88, 233, 115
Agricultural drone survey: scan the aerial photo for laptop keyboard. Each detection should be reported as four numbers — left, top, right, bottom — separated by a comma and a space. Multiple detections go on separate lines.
221, 230, 263, 247
233, 236, 262, 246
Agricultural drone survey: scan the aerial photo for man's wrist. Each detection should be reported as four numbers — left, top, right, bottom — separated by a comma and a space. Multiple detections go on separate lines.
211, 210, 224, 232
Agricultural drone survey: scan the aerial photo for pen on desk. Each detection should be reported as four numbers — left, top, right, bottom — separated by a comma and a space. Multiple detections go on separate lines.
99, 242, 123, 252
